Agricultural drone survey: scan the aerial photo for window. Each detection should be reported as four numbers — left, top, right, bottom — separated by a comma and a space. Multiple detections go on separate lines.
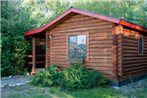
138, 36, 144, 54
68, 35, 87, 59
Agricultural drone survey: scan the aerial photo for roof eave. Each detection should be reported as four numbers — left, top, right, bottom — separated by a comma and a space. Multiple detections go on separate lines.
119, 20, 147, 32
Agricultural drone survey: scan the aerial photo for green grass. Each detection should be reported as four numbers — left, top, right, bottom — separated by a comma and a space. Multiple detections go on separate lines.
7, 85, 147, 98
48, 87, 125, 98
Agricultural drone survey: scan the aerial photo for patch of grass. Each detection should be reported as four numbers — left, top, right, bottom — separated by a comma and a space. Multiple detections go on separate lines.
9, 94, 51, 98
6, 85, 147, 98
49, 87, 126, 98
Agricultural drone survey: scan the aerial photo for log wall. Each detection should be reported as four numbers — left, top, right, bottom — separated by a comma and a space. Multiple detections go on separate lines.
115, 25, 147, 81
46, 14, 116, 80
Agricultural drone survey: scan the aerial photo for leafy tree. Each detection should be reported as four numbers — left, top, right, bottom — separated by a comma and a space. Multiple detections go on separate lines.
1, 0, 35, 76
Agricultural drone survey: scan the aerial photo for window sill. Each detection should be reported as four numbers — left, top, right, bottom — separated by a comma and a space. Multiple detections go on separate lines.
68, 58, 84, 64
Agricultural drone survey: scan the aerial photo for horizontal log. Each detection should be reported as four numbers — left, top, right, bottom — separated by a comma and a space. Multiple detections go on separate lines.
50, 55, 67, 58
89, 69, 115, 76
64, 16, 96, 23
50, 47, 66, 49
85, 63, 113, 67
90, 40, 112, 44
90, 32, 112, 37
123, 46, 138, 50
123, 39, 138, 44
123, 42, 138, 47
89, 59, 112, 63
89, 36, 112, 41
89, 48, 112, 52
122, 54, 147, 57
64, 16, 102, 23
123, 57, 147, 60
50, 40, 66, 43
123, 36, 137, 40
50, 62, 68, 65
51, 36, 66, 40
50, 51, 67, 55
50, 59, 67, 62
123, 68, 147, 74
123, 62, 147, 67
123, 50, 138, 53
50, 50, 67, 52
53, 21, 112, 31
89, 52, 112, 56
89, 44, 112, 48
89, 56, 112, 59
123, 59, 147, 65
50, 25, 113, 33
86, 66, 113, 71
51, 28, 112, 36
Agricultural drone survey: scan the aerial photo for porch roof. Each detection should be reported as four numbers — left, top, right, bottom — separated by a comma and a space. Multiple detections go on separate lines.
24, 7, 147, 36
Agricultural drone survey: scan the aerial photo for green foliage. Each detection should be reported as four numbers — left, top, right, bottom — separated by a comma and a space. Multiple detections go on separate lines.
46, 64, 59, 86
30, 64, 105, 91
30, 70, 48, 86
30, 64, 59, 86
58, 64, 106, 91
1, 1, 28, 76
1, 0, 35, 76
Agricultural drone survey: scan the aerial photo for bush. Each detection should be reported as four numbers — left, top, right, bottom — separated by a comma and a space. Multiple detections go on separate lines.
46, 64, 59, 86
30, 64, 106, 90
58, 64, 106, 91
30, 70, 47, 86
30, 64, 58, 86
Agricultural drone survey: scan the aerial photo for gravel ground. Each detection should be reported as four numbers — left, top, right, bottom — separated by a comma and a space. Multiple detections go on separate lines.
1, 75, 29, 87
120, 78, 147, 93
1, 85, 31, 98
1, 84, 53, 98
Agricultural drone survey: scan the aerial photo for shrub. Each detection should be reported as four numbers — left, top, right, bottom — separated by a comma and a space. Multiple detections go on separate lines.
58, 64, 106, 91
30, 70, 47, 86
30, 64, 106, 90
46, 64, 59, 86
30, 64, 58, 86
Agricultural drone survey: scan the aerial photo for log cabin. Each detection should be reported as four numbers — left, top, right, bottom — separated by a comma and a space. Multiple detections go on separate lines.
24, 8, 147, 86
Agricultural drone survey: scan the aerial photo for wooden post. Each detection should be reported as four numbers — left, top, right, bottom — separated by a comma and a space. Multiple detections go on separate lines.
31, 37, 36, 75
45, 31, 49, 69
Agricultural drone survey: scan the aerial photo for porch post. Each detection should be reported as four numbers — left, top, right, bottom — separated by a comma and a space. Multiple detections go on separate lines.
45, 31, 49, 69
31, 37, 36, 75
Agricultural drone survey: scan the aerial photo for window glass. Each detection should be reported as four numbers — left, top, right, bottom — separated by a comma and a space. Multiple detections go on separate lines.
138, 36, 143, 54
68, 36, 77, 58
69, 36, 76, 43
77, 35, 86, 58
68, 35, 86, 59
